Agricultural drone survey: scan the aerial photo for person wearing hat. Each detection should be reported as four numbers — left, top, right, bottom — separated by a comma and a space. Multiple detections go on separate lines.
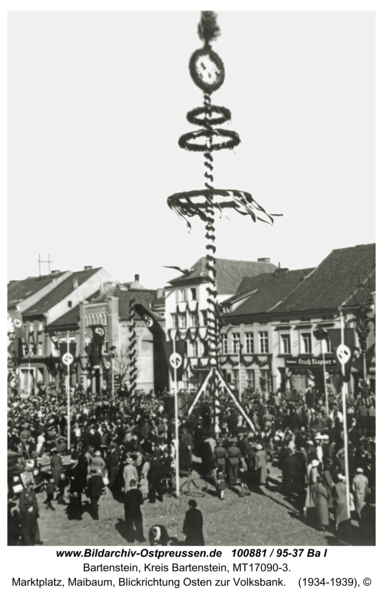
334, 473, 350, 534
312, 474, 330, 531
107, 442, 120, 492
50, 447, 63, 489
87, 468, 104, 521
183, 500, 205, 546
124, 479, 146, 543
18, 481, 40, 546
352, 468, 370, 520
227, 437, 242, 488
303, 458, 321, 517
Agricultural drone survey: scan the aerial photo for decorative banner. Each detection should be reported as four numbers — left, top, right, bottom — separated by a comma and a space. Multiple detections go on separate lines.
163, 340, 187, 382
134, 303, 165, 338
49, 331, 59, 350
90, 324, 106, 346
327, 328, 356, 382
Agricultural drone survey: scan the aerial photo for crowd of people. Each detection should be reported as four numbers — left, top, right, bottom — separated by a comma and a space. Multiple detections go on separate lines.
7, 381, 376, 546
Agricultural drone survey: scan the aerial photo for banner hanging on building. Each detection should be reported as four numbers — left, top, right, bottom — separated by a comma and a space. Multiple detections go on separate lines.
134, 304, 165, 338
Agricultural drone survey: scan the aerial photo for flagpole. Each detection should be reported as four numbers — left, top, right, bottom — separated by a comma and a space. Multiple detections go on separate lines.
339, 308, 351, 521
173, 334, 180, 498
321, 339, 329, 417
67, 331, 71, 449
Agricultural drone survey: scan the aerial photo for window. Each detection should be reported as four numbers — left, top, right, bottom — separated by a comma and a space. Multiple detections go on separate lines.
221, 334, 228, 354
178, 312, 186, 328
245, 332, 254, 354
321, 337, 331, 353
301, 332, 312, 354
280, 334, 291, 354
190, 312, 198, 327
171, 313, 177, 328
259, 331, 269, 353
189, 341, 198, 357
68, 301, 73, 308
190, 288, 197, 300
247, 369, 255, 388
201, 310, 208, 326
38, 342, 43, 356
232, 332, 241, 353
178, 289, 186, 302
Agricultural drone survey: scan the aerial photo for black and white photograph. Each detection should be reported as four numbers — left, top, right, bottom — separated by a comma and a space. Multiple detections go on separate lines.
6, 8, 376, 555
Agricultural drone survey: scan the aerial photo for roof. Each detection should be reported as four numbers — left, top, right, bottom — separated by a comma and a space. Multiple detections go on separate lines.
113, 288, 159, 320
46, 290, 101, 330
168, 257, 277, 296
7, 273, 69, 308
23, 268, 102, 317
273, 244, 375, 314
226, 268, 314, 316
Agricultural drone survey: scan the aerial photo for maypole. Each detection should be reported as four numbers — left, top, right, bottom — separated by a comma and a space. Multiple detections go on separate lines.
128, 297, 138, 401
167, 12, 281, 433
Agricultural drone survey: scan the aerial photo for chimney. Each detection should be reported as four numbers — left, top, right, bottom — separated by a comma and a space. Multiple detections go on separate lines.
84, 265, 93, 271
134, 274, 139, 281
73, 276, 78, 289
157, 288, 164, 299
51, 269, 61, 275
258, 258, 270, 263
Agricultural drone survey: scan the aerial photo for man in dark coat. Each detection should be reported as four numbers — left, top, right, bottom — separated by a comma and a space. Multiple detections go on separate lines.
18, 482, 40, 545
282, 449, 304, 496
124, 479, 145, 543
183, 500, 204, 545
107, 442, 120, 490
148, 456, 164, 503
87, 469, 104, 520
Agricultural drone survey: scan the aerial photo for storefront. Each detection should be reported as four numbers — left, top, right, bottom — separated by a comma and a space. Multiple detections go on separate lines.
283, 355, 339, 394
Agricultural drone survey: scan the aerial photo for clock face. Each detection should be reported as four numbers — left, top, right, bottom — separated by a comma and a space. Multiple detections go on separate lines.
189, 48, 225, 93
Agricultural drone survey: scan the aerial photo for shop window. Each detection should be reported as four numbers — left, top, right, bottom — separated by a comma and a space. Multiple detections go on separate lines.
280, 334, 291, 354
301, 332, 312, 354
259, 331, 269, 353
232, 332, 241, 353
245, 332, 254, 353
221, 334, 228, 354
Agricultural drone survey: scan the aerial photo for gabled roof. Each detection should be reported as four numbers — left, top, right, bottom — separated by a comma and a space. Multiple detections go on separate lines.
23, 267, 102, 317
273, 244, 375, 314
168, 257, 277, 296
113, 288, 159, 320
7, 273, 70, 308
226, 268, 314, 316
46, 290, 101, 330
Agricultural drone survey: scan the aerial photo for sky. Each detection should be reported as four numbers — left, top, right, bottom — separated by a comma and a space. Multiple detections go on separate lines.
8, 10, 375, 288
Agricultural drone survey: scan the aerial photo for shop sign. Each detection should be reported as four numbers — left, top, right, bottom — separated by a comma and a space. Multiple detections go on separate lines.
285, 356, 337, 368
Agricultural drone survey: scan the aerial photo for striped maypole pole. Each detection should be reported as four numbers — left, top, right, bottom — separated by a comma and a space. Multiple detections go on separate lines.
128, 297, 138, 400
